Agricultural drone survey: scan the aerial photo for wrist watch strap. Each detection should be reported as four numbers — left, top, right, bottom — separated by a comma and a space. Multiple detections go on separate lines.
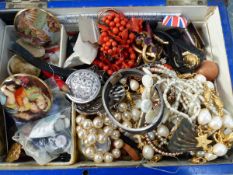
11, 42, 74, 78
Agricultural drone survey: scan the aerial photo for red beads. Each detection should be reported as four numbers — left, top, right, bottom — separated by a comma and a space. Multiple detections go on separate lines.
96, 11, 141, 75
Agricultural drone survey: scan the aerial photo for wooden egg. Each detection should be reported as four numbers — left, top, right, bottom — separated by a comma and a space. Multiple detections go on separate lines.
196, 60, 219, 81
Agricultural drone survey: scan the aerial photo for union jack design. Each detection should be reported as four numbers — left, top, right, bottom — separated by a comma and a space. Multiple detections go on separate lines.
162, 16, 188, 28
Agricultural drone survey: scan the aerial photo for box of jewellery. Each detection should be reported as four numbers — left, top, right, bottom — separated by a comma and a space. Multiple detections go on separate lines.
0, 4, 233, 170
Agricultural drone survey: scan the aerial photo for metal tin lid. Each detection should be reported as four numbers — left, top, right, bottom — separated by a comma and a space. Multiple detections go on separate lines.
66, 69, 101, 104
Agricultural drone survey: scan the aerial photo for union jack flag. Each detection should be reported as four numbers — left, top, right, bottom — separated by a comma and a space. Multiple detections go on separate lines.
162, 16, 188, 28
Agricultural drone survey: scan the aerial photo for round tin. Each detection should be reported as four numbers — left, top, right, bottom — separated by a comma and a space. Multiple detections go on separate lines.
14, 8, 61, 46
66, 69, 101, 104
8, 54, 41, 76
0, 74, 52, 121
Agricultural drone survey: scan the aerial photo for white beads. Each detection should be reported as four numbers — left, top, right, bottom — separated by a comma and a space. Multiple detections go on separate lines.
77, 128, 87, 139
112, 148, 121, 158
87, 133, 97, 145
114, 139, 124, 149
135, 99, 142, 109
198, 108, 212, 125
142, 67, 153, 75
93, 117, 104, 129
206, 81, 215, 89
205, 153, 217, 161
157, 125, 169, 137
141, 99, 152, 113
148, 132, 155, 140
76, 114, 122, 163
94, 152, 104, 163
196, 151, 205, 157
195, 74, 207, 83
142, 145, 154, 160
103, 126, 113, 136
97, 133, 108, 144
145, 110, 156, 124
111, 130, 120, 140
104, 153, 113, 163
224, 128, 233, 135
82, 119, 93, 129
122, 120, 132, 128
85, 146, 95, 158
208, 116, 222, 130
104, 117, 112, 126
89, 128, 97, 134
131, 108, 141, 121
223, 114, 233, 129
114, 113, 122, 121
213, 143, 228, 157
76, 126, 82, 133
119, 78, 127, 85
76, 114, 85, 124
122, 111, 132, 121
130, 79, 140, 91
142, 74, 153, 88
141, 88, 151, 99
118, 103, 128, 112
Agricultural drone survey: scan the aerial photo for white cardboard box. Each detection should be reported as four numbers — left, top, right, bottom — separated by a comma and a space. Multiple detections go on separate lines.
0, 5, 232, 168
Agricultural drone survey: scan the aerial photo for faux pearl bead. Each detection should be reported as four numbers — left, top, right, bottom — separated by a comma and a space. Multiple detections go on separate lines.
93, 117, 104, 129
77, 128, 87, 139
112, 148, 121, 159
195, 74, 207, 83
114, 113, 122, 121
208, 116, 222, 130
141, 88, 151, 99
118, 103, 128, 112
120, 78, 127, 85
206, 81, 215, 89
103, 126, 114, 136
97, 133, 108, 144
196, 151, 205, 157
87, 133, 97, 145
213, 143, 228, 157
145, 110, 156, 124
130, 79, 140, 91
223, 114, 233, 129
135, 99, 142, 109
114, 139, 124, 149
148, 132, 155, 140
122, 120, 132, 128
131, 108, 141, 121
104, 117, 112, 126
142, 67, 152, 75
142, 145, 154, 160
76, 114, 85, 124
85, 146, 95, 158
94, 152, 103, 163
142, 75, 153, 88
205, 153, 217, 161
224, 128, 233, 135
111, 130, 120, 140
198, 108, 212, 125
157, 125, 169, 137
141, 99, 152, 113
122, 111, 132, 121
82, 119, 93, 129
89, 128, 98, 134
104, 153, 113, 163
76, 126, 82, 133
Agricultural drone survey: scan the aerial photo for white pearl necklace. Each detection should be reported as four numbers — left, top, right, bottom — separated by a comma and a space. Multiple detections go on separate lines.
76, 114, 123, 163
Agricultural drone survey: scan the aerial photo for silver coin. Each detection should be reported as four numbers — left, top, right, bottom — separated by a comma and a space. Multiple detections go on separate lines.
66, 69, 101, 104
